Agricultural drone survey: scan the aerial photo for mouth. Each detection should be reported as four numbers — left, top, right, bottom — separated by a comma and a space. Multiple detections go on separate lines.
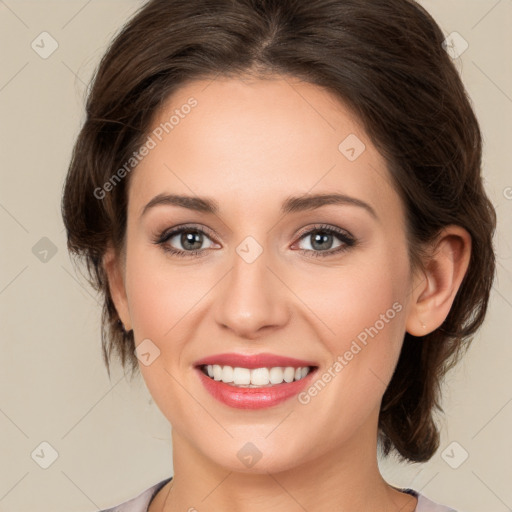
193, 353, 319, 409
198, 364, 316, 388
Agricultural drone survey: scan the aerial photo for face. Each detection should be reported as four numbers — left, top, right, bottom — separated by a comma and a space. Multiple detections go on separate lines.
111, 75, 419, 473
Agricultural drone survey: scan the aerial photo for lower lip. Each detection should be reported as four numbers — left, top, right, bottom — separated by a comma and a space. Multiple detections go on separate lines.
196, 367, 317, 409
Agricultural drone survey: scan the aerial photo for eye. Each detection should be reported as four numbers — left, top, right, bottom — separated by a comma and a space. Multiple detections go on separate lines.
152, 223, 356, 259
152, 225, 218, 257
293, 224, 356, 258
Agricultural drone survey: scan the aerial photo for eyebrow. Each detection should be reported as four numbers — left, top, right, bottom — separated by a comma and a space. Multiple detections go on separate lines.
141, 192, 377, 220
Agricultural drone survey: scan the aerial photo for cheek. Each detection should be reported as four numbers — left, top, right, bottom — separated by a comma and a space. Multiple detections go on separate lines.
312, 243, 410, 387
307, 248, 407, 339
290, 249, 410, 442
124, 241, 201, 340
123, 245, 197, 420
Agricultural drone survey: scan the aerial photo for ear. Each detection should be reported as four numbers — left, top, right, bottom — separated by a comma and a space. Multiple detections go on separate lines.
103, 245, 132, 331
405, 225, 472, 336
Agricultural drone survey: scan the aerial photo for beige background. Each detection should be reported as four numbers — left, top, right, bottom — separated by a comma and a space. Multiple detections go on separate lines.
0, 1, 511, 511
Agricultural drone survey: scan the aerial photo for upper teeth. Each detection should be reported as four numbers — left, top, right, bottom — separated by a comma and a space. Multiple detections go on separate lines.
204, 365, 311, 387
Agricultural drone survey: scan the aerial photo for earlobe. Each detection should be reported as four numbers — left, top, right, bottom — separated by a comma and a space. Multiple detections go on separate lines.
103, 246, 132, 331
405, 225, 472, 337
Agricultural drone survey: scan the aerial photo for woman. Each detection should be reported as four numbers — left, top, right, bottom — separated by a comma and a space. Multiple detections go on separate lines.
61, 0, 496, 510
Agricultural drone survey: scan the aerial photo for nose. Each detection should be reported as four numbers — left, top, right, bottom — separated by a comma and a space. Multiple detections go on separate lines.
213, 242, 290, 340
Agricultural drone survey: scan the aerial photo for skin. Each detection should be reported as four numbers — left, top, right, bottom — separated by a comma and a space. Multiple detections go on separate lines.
104, 75, 471, 512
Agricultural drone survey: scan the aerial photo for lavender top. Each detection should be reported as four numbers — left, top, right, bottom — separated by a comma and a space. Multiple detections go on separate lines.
99, 477, 457, 512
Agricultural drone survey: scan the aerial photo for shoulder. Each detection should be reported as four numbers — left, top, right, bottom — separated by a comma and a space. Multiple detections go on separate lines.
402, 488, 458, 512
98, 476, 173, 512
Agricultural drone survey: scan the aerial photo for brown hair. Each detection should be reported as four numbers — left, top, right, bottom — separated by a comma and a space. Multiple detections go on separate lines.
61, 0, 497, 463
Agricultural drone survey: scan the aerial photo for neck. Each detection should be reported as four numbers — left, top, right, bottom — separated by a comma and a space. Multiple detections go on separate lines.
153, 420, 417, 512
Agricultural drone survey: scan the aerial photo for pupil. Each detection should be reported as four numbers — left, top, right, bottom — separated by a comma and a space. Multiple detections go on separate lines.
182, 231, 202, 250
311, 232, 333, 251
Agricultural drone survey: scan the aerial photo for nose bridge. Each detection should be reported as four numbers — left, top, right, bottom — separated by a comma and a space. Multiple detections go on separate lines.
213, 234, 289, 337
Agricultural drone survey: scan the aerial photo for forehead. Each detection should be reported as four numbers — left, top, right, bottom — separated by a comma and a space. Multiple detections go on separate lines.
129, 76, 400, 222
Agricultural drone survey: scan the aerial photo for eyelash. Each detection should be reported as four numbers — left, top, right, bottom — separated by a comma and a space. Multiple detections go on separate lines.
152, 223, 356, 259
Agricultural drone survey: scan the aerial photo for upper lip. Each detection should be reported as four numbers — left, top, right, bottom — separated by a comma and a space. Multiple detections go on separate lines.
194, 352, 318, 369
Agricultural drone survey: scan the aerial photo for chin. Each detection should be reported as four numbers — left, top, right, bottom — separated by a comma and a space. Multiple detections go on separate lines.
200, 436, 309, 475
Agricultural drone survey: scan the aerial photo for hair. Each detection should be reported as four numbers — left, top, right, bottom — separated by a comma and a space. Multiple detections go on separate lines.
61, 0, 497, 463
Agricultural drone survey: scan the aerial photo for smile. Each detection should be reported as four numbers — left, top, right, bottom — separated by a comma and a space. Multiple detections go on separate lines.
200, 364, 313, 387
193, 353, 319, 409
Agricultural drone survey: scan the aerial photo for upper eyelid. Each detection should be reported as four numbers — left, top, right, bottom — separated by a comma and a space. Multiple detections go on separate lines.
159, 223, 217, 242
294, 224, 352, 240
